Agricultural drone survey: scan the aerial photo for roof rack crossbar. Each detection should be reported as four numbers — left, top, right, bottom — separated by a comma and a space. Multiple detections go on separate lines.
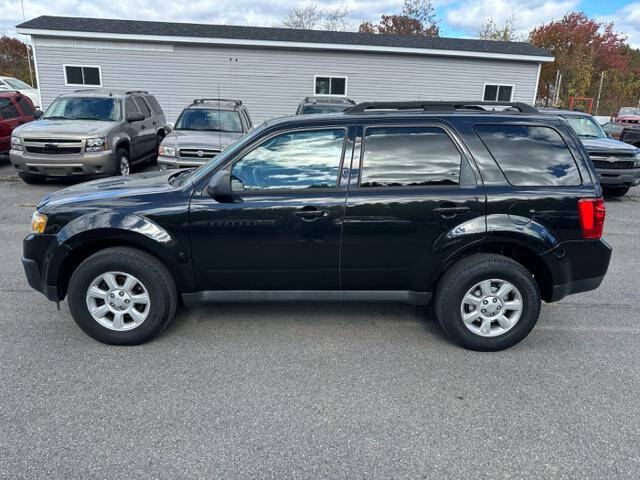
344, 101, 538, 114
192, 98, 242, 106
124, 90, 149, 94
303, 96, 355, 105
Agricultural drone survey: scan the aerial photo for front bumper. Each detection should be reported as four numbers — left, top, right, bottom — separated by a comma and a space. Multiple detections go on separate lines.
595, 167, 640, 187
543, 239, 612, 302
158, 155, 206, 169
10, 149, 117, 177
22, 233, 66, 301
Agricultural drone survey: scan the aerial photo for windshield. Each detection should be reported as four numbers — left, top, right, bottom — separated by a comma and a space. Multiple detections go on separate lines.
172, 122, 269, 187
4, 78, 33, 89
44, 97, 121, 121
563, 115, 606, 138
301, 104, 350, 114
619, 107, 640, 116
175, 109, 243, 132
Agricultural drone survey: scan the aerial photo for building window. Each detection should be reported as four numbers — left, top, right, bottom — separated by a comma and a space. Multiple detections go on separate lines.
483, 84, 513, 102
64, 65, 102, 86
314, 76, 347, 96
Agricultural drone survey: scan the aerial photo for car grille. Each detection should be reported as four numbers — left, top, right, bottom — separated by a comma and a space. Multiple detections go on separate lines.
179, 148, 220, 159
23, 138, 83, 155
591, 160, 635, 169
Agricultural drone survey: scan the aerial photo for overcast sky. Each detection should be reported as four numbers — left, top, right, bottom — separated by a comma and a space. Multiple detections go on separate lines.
1, 0, 638, 47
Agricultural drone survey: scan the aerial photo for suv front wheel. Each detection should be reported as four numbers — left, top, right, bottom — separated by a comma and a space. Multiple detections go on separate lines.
116, 148, 131, 176
68, 247, 178, 345
435, 254, 541, 351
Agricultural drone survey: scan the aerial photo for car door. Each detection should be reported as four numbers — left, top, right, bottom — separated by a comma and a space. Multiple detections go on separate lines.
124, 97, 144, 158
340, 123, 485, 294
0, 97, 23, 152
189, 125, 353, 291
14, 95, 36, 123
133, 96, 157, 157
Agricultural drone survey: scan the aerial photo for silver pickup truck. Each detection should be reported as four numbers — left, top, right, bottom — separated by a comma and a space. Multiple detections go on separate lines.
10, 89, 169, 184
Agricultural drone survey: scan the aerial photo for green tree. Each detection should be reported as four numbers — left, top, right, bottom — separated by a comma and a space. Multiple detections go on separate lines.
477, 16, 520, 41
0, 36, 36, 87
359, 0, 439, 37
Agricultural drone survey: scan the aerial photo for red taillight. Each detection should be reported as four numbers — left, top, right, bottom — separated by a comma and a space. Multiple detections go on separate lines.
578, 198, 605, 239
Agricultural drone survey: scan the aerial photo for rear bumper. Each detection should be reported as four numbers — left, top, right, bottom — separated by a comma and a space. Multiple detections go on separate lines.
595, 167, 640, 186
543, 239, 612, 302
10, 149, 116, 177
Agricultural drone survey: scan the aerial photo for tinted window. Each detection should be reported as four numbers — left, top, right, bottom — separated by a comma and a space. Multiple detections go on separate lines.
125, 98, 139, 118
44, 97, 121, 122
175, 109, 243, 133
301, 105, 350, 115
145, 96, 163, 115
0, 98, 19, 119
134, 97, 151, 117
16, 96, 35, 116
232, 129, 345, 190
475, 124, 581, 187
360, 127, 461, 187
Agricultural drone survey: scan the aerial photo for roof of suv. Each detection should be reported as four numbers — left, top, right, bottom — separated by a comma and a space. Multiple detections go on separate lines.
61, 89, 150, 98
539, 108, 592, 118
185, 98, 244, 111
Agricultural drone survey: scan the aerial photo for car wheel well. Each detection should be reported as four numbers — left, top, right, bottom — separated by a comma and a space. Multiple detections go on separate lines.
440, 242, 554, 302
115, 140, 131, 156
58, 240, 179, 302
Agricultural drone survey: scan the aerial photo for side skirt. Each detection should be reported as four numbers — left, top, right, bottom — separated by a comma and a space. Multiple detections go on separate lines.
182, 290, 432, 306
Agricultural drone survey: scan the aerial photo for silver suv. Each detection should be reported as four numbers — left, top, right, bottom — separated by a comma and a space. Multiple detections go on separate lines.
158, 99, 252, 170
9, 89, 168, 184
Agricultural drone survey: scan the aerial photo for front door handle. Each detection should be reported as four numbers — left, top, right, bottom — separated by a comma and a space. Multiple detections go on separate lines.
140, 125, 146, 129
294, 210, 329, 220
433, 206, 470, 218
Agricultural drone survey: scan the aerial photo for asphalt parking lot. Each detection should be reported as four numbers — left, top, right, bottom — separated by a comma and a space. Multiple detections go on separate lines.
1, 156, 639, 479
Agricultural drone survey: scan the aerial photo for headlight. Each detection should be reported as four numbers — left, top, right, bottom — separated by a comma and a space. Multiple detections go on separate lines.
11, 136, 23, 151
634, 152, 640, 168
85, 137, 107, 152
31, 211, 47, 234
158, 145, 176, 157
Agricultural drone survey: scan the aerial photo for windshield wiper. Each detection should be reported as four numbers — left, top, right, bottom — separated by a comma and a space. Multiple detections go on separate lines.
72, 116, 110, 121
580, 134, 602, 138
44, 115, 73, 120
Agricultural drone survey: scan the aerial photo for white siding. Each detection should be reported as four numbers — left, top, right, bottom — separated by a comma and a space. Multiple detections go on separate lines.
33, 37, 540, 124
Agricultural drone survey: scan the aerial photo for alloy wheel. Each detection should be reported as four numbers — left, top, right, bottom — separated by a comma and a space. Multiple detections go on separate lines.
460, 278, 523, 337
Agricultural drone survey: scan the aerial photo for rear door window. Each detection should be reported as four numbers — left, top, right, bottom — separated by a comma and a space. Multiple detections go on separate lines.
125, 98, 139, 118
145, 96, 163, 116
0, 98, 19, 119
134, 97, 151, 118
475, 124, 581, 186
360, 126, 461, 187
16, 96, 35, 116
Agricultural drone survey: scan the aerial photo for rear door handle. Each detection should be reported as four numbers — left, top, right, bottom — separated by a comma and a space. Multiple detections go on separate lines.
294, 210, 329, 220
433, 206, 470, 217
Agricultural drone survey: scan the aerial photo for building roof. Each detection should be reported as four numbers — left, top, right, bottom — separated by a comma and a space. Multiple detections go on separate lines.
17, 16, 553, 62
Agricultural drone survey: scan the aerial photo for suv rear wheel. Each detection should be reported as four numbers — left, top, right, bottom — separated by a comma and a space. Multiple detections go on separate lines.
602, 186, 630, 197
67, 247, 178, 345
435, 254, 541, 351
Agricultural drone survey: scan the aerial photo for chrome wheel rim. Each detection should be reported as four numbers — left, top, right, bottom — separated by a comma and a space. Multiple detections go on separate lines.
85, 271, 150, 331
120, 155, 130, 175
460, 279, 523, 337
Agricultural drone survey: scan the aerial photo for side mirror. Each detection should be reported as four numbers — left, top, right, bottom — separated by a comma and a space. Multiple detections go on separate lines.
33, 109, 43, 119
127, 112, 145, 123
207, 169, 232, 198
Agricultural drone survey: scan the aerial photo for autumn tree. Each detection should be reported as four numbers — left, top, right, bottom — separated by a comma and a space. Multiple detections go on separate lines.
358, 0, 439, 36
529, 12, 627, 110
0, 36, 35, 87
477, 16, 521, 42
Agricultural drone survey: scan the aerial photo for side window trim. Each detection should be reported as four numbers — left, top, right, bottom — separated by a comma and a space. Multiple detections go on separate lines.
228, 125, 351, 194
352, 123, 471, 190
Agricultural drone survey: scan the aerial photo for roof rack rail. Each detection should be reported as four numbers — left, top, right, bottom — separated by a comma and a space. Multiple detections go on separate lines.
125, 90, 149, 94
344, 101, 539, 114
73, 88, 106, 93
303, 96, 355, 105
192, 98, 242, 106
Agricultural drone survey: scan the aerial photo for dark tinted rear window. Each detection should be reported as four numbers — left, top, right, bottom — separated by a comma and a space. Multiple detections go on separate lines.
360, 126, 461, 187
475, 124, 581, 186
16, 96, 34, 116
134, 97, 151, 117
145, 95, 163, 115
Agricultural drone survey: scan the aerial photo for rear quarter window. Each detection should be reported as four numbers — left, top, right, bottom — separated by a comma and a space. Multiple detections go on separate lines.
474, 124, 582, 187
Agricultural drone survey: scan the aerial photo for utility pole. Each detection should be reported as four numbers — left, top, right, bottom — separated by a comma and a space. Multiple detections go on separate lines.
595, 71, 604, 116
554, 73, 562, 107
21, 0, 35, 87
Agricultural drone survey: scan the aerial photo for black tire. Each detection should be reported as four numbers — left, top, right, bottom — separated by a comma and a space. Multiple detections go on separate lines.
603, 186, 630, 197
115, 147, 131, 176
434, 254, 541, 351
67, 247, 178, 345
18, 172, 46, 184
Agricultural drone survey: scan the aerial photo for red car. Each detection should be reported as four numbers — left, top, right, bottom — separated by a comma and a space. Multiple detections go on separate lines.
0, 91, 40, 154
611, 107, 640, 126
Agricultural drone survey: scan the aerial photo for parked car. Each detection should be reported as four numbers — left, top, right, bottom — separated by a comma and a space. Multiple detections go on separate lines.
21, 100, 611, 351
611, 107, 640, 126
602, 122, 640, 147
158, 98, 252, 170
543, 109, 640, 197
0, 76, 40, 108
0, 91, 40, 154
296, 96, 356, 115
10, 89, 169, 183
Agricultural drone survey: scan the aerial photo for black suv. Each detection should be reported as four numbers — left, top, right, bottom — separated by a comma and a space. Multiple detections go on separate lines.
22, 101, 611, 351
296, 96, 356, 115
